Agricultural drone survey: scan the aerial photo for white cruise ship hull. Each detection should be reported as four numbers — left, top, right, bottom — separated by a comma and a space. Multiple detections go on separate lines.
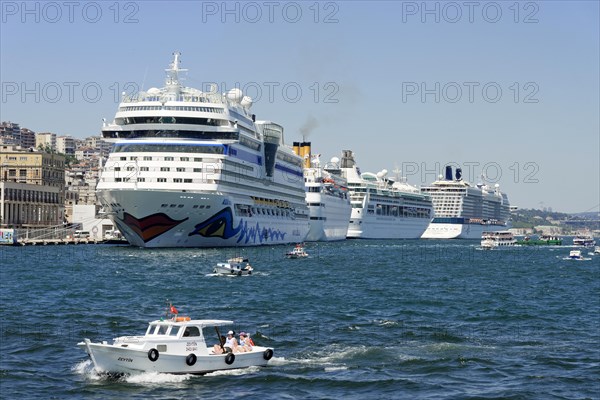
99, 190, 309, 248
347, 210, 430, 239
421, 222, 507, 239
305, 192, 351, 242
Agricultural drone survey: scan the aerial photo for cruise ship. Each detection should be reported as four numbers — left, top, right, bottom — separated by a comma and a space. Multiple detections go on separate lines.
421, 166, 511, 239
294, 142, 351, 241
97, 53, 309, 247
338, 150, 433, 239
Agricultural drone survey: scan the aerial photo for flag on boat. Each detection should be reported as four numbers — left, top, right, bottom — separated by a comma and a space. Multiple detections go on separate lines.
170, 305, 178, 314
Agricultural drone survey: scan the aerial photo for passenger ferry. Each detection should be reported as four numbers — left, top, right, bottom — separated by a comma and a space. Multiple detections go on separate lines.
421, 166, 511, 239
296, 142, 351, 241
97, 53, 309, 247
573, 234, 596, 247
481, 231, 516, 249
338, 150, 433, 239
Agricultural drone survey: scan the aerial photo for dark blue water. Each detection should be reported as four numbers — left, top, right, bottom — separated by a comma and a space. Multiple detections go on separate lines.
1, 241, 599, 399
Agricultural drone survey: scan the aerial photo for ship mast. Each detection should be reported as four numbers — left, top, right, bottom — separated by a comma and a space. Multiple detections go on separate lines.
165, 51, 187, 94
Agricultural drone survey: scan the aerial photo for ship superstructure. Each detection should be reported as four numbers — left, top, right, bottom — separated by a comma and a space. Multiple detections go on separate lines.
421, 166, 511, 239
97, 53, 309, 247
294, 142, 351, 241
338, 150, 433, 239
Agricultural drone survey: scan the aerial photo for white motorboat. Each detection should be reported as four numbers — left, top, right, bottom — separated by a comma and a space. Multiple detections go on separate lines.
77, 309, 273, 375
593, 246, 600, 255
285, 244, 308, 258
568, 250, 583, 260
213, 257, 253, 276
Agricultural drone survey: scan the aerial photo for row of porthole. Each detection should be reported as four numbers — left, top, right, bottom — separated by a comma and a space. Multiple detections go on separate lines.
159, 204, 212, 209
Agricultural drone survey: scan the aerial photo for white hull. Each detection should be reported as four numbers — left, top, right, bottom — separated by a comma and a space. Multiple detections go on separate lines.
213, 266, 252, 276
421, 222, 507, 239
79, 341, 270, 375
305, 192, 351, 242
347, 209, 430, 239
98, 190, 309, 248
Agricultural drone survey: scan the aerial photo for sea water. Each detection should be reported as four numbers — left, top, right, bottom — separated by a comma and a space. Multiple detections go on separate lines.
0, 241, 598, 399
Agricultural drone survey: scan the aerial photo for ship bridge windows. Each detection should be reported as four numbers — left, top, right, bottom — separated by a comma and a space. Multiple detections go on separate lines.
119, 106, 225, 113
113, 143, 226, 155
118, 116, 227, 126
103, 130, 239, 141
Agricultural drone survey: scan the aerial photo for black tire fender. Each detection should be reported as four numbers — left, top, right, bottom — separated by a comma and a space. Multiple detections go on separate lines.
263, 349, 273, 360
186, 353, 197, 366
148, 348, 159, 362
225, 353, 235, 365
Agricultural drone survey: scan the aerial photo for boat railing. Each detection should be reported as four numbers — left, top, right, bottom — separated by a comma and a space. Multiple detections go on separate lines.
114, 335, 144, 343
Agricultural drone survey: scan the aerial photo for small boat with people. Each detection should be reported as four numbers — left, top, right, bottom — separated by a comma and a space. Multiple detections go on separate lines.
213, 257, 253, 276
77, 304, 274, 375
285, 244, 308, 258
481, 231, 516, 249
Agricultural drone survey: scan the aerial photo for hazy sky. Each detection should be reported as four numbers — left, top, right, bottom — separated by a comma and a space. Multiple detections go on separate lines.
1, 1, 598, 213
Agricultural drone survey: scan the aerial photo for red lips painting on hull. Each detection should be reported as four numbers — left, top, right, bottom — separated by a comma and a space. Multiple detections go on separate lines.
121, 212, 189, 243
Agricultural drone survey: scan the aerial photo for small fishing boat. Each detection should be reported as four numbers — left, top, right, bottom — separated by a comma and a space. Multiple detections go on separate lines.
285, 244, 308, 258
213, 257, 253, 276
77, 305, 273, 375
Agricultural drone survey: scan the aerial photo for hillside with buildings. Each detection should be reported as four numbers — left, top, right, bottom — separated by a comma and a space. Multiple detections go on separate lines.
510, 208, 600, 236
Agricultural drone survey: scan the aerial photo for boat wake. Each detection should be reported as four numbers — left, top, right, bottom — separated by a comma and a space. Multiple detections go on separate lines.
72, 359, 193, 384
205, 365, 262, 377
125, 371, 193, 384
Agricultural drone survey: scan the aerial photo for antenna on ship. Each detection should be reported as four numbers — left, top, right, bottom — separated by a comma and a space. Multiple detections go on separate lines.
165, 51, 187, 90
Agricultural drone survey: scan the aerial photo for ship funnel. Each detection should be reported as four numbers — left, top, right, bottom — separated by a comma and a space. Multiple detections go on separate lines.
340, 150, 355, 168
455, 168, 462, 180
445, 165, 453, 180
292, 142, 300, 157
300, 142, 311, 169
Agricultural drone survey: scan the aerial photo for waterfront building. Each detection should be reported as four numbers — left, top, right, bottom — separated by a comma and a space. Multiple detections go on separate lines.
0, 145, 65, 227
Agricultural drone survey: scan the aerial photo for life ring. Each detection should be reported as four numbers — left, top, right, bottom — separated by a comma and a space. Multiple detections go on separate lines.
186, 353, 197, 366
148, 348, 159, 362
225, 353, 235, 365
263, 349, 273, 360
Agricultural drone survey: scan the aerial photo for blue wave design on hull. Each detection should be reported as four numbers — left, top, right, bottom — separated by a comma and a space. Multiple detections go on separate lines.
188, 207, 287, 244
236, 220, 287, 244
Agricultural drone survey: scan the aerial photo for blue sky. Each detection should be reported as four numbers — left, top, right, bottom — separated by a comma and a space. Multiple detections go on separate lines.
1, 1, 598, 213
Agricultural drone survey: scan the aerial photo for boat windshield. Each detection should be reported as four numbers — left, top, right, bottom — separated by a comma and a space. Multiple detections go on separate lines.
146, 323, 181, 336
